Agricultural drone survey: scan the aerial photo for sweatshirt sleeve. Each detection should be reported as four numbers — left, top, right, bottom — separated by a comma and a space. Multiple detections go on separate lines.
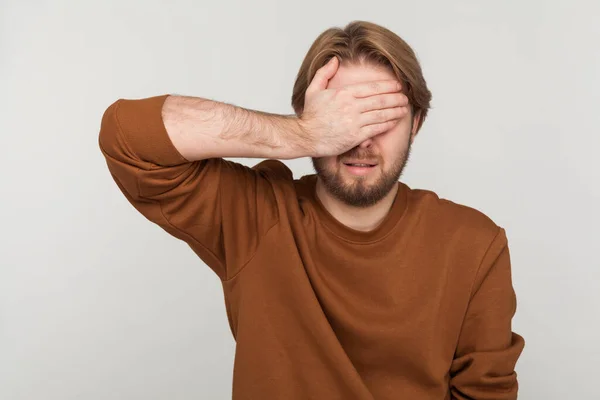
98, 95, 281, 281
450, 228, 525, 400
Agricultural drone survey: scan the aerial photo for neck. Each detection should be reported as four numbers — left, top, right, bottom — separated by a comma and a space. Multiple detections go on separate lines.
315, 178, 399, 232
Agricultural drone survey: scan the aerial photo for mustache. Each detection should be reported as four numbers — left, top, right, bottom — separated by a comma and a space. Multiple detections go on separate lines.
338, 148, 379, 161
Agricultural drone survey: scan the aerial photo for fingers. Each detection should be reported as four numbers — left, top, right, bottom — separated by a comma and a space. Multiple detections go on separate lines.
357, 92, 409, 113
361, 119, 403, 138
359, 106, 408, 128
307, 57, 339, 93
346, 80, 402, 98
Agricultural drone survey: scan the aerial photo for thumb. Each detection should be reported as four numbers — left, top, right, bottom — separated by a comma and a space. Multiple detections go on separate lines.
308, 56, 339, 92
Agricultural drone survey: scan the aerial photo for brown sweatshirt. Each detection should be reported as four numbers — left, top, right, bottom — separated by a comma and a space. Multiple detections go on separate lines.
98, 95, 524, 400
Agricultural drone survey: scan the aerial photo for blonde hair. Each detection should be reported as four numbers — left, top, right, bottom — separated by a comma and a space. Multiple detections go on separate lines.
291, 21, 432, 133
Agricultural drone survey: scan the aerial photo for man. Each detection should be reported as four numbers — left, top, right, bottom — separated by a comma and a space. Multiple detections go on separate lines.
99, 20, 524, 400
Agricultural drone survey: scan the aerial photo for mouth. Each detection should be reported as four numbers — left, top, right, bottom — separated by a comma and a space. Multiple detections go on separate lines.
343, 162, 376, 167
342, 161, 378, 175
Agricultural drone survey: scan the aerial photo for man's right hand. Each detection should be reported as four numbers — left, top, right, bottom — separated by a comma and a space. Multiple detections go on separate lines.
299, 56, 410, 158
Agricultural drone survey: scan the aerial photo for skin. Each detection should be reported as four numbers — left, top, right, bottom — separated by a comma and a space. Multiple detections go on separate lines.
162, 58, 415, 233
312, 62, 421, 232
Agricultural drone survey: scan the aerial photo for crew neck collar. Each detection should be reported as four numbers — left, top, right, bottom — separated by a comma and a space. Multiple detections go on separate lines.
303, 175, 409, 243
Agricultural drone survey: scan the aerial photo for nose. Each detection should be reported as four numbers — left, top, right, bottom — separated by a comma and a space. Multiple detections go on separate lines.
358, 138, 373, 149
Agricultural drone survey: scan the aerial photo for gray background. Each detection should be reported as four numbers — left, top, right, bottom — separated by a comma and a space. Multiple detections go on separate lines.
1, 0, 599, 399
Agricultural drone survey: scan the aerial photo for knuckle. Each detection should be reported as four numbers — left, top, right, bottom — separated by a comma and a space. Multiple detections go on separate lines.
369, 82, 380, 93
341, 101, 354, 114
344, 114, 354, 126
336, 88, 351, 101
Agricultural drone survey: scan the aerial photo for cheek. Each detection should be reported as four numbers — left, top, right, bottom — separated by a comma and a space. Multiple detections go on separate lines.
376, 130, 411, 160
324, 156, 341, 167
315, 156, 339, 171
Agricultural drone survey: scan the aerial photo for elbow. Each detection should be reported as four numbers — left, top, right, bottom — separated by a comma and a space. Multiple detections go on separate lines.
98, 99, 125, 159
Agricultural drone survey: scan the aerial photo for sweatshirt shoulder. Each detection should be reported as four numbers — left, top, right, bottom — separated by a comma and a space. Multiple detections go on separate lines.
406, 185, 502, 241
252, 159, 294, 182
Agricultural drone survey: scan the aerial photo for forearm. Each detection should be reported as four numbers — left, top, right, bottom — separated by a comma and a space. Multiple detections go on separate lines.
162, 95, 312, 161
449, 229, 524, 399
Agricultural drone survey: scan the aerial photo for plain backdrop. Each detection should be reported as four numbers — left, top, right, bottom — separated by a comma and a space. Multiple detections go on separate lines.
1, 0, 599, 399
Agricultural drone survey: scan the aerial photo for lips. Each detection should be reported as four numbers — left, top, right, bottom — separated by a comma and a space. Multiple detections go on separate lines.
342, 161, 378, 167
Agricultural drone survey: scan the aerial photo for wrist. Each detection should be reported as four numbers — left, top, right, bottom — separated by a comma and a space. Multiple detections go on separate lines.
288, 117, 316, 159
264, 115, 315, 160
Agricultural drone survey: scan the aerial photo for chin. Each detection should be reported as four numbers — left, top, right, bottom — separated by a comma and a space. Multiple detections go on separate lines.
312, 148, 411, 207
313, 161, 393, 208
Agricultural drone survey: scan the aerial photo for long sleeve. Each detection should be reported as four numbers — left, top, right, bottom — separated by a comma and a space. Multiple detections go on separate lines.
98, 95, 284, 280
450, 228, 525, 399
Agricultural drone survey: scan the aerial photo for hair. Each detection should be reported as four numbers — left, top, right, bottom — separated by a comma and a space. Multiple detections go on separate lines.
291, 20, 432, 133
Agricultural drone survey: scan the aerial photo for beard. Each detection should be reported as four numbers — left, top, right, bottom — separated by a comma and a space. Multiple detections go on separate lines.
311, 140, 412, 208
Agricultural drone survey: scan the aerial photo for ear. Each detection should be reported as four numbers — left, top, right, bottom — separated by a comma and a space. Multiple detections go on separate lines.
409, 110, 422, 144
